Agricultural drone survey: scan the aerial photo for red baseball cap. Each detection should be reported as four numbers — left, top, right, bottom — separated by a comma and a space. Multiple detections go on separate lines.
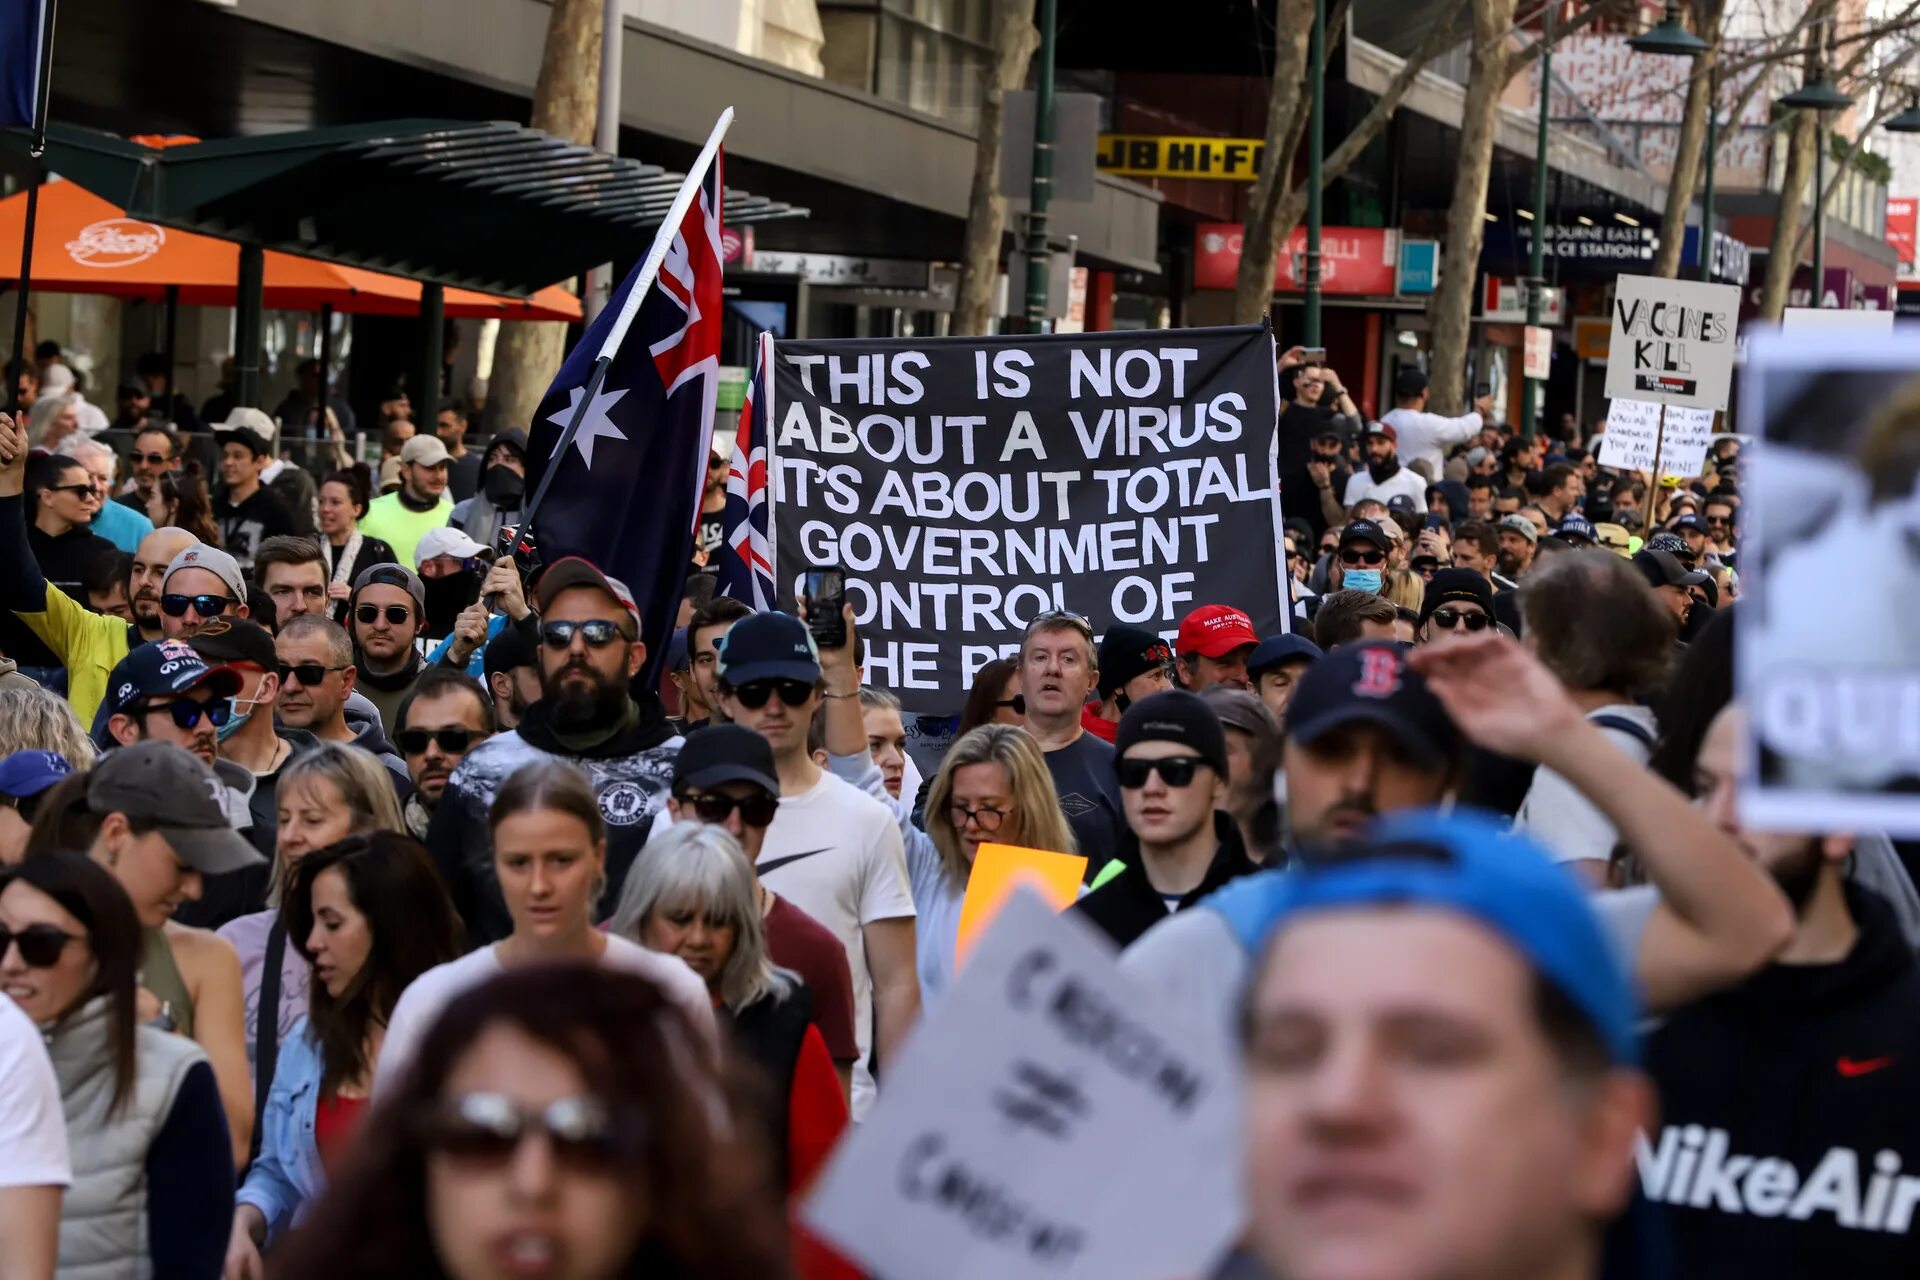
1176, 604, 1258, 659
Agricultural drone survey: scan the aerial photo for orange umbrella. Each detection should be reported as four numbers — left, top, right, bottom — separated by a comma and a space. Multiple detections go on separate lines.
0, 179, 581, 321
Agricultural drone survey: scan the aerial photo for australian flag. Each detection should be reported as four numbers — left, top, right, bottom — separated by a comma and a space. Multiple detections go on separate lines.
0, 0, 52, 128
526, 148, 724, 685
716, 331, 776, 611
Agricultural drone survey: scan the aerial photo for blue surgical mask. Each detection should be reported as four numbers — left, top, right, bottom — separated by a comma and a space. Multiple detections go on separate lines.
216, 695, 260, 743
1343, 568, 1383, 594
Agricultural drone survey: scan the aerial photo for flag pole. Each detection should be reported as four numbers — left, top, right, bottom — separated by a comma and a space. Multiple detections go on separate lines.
8, 0, 59, 415
521, 105, 734, 543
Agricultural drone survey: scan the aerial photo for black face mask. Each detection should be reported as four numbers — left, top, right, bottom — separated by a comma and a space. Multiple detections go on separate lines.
482, 464, 525, 508
422, 572, 481, 641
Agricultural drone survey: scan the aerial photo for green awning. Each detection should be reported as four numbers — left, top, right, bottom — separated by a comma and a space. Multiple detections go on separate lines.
6, 120, 806, 296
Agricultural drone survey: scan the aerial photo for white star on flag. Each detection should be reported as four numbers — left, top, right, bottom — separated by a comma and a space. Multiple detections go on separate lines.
545, 382, 631, 469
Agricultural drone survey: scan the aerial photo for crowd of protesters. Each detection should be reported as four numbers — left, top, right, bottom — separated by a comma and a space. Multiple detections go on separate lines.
0, 331, 1914, 1280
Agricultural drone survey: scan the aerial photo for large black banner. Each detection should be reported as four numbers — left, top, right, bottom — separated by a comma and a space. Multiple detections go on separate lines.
769, 324, 1282, 713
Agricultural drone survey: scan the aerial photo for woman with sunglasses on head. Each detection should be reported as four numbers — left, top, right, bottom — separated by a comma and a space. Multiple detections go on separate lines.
315, 468, 398, 621
219, 744, 405, 1126
145, 469, 223, 550
380, 761, 715, 1093
269, 964, 789, 1280
225, 832, 461, 1280
0, 850, 235, 1277
1414, 568, 1498, 646
611, 823, 855, 1280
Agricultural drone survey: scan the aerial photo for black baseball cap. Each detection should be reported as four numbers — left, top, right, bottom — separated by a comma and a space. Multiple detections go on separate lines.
1418, 569, 1495, 629
1670, 513, 1710, 536
482, 621, 536, 678
187, 616, 277, 671
101, 640, 243, 722
673, 724, 779, 796
1247, 634, 1323, 680
87, 743, 263, 874
1393, 367, 1429, 399
1282, 640, 1459, 770
1340, 519, 1393, 553
1113, 690, 1229, 779
716, 611, 820, 686
1097, 625, 1174, 697
1632, 548, 1710, 591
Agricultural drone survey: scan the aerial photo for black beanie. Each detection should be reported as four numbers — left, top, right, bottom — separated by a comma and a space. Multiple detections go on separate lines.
1113, 690, 1229, 779
1097, 625, 1173, 697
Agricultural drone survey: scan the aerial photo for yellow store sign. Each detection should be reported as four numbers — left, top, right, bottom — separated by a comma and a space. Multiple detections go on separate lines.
1096, 134, 1266, 182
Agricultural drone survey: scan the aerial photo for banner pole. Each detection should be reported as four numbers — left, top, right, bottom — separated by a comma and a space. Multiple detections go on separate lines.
8, 0, 60, 415
1645, 401, 1667, 540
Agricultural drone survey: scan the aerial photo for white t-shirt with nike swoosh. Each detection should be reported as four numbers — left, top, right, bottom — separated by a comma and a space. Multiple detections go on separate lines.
755, 768, 915, 1121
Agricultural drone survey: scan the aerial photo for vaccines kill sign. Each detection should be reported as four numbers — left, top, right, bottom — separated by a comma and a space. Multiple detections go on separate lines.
1603, 275, 1741, 411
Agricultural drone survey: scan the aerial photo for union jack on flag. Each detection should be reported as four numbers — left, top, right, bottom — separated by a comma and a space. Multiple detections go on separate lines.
525, 146, 726, 684
717, 331, 777, 611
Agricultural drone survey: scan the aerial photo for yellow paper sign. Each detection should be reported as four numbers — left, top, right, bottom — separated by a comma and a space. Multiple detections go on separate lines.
954, 842, 1088, 971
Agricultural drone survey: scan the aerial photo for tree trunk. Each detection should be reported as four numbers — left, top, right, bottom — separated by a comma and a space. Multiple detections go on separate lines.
1651, 0, 1727, 279
487, 0, 604, 434
1232, 0, 1317, 324
1756, 11, 1829, 323
953, 0, 1039, 336
1426, 0, 1514, 414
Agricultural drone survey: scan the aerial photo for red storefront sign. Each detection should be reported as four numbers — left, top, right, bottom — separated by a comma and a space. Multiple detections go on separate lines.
1888, 197, 1917, 276
1193, 224, 1399, 295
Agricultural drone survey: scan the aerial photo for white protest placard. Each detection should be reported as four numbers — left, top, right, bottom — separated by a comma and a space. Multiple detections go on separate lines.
1781, 307, 1896, 334
1523, 324, 1552, 380
1596, 397, 1717, 478
1603, 274, 1741, 411
803, 891, 1243, 1280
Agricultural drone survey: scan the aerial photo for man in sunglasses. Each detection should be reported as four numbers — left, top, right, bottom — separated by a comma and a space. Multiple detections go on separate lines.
394, 668, 494, 840
1072, 690, 1258, 949
1702, 494, 1737, 566
1083, 625, 1176, 744
427, 557, 682, 946
716, 609, 917, 1122
99, 638, 242, 772
665, 723, 861, 1094
1414, 569, 1496, 646
1329, 518, 1393, 596
347, 564, 429, 736
161, 543, 249, 641
274, 616, 406, 781
116, 424, 181, 513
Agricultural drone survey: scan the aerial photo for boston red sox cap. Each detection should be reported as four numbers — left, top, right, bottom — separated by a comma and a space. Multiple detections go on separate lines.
1281, 640, 1459, 771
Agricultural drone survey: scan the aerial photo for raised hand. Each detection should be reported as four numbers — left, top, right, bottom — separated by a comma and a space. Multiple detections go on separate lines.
1406, 631, 1581, 762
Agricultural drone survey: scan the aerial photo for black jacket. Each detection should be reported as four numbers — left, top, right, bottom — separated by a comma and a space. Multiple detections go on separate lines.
1644, 886, 1920, 1278
1071, 811, 1258, 950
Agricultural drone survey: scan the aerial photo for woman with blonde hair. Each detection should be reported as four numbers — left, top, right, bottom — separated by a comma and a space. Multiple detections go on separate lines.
0, 682, 97, 766
218, 741, 406, 1150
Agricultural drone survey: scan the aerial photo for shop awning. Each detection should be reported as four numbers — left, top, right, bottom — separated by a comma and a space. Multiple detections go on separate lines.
7, 120, 808, 296
0, 178, 582, 320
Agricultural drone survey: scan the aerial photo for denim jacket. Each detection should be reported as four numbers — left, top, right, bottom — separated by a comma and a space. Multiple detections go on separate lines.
235, 1018, 325, 1242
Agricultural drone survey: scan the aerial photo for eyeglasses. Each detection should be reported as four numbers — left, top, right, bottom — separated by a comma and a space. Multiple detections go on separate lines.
47, 482, 99, 500
161, 593, 233, 618
731, 680, 815, 710
947, 802, 1008, 832
539, 619, 630, 649
420, 1092, 633, 1171
136, 697, 230, 730
677, 789, 779, 828
396, 727, 481, 756
276, 662, 347, 687
0, 922, 80, 968
132, 452, 172, 467
356, 603, 415, 628
1430, 608, 1492, 632
1117, 755, 1208, 789
1338, 548, 1386, 568
993, 694, 1026, 716
1022, 609, 1094, 642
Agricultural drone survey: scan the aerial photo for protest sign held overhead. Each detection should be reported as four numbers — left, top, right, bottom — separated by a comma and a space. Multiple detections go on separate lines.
764, 325, 1285, 710
954, 842, 1089, 970
803, 890, 1244, 1280
1597, 397, 1716, 478
1603, 275, 1741, 412
1738, 327, 1920, 836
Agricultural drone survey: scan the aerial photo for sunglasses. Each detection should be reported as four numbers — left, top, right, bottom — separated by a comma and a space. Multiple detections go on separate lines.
47, 482, 99, 499
276, 662, 347, 687
539, 619, 630, 649
356, 604, 414, 628
948, 802, 1008, 832
731, 680, 815, 710
1318, 541, 1339, 555
1339, 547, 1386, 567
1117, 755, 1208, 789
420, 1092, 633, 1171
396, 727, 480, 756
161, 593, 232, 619
677, 789, 779, 828
0, 922, 80, 968
1705, 516, 1731, 526
994, 694, 1027, 716
1430, 607, 1492, 632
137, 697, 231, 730
132, 451, 173, 467
1023, 609, 1094, 641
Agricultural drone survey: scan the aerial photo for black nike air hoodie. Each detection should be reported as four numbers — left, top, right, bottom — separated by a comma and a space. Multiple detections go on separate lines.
1643, 886, 1920, 1279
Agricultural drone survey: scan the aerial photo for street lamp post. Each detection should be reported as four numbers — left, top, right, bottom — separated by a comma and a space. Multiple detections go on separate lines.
1022, 0, 1059, 330
1777, 29, 1852, 309
1628, 2, 1712, 280
1303, 0, 1326, 347
1522, 4, 1553, 443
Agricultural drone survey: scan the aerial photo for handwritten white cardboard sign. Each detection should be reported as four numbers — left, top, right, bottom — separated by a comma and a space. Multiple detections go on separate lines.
1597, 397, 1716, 478
802, 891, 1243, 1280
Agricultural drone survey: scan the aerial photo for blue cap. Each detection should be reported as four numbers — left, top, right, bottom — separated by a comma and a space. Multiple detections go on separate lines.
0, 750, 74, 799
1556, 513, 1597, 544
101, 640, 242, 723
1670, 513, 1709, 535
666, 627, 691, 673
1247, 633, 1323, 679
716, 611, 821, 686
1281, 641, 1459, 770
1227, 807, 1640, 1065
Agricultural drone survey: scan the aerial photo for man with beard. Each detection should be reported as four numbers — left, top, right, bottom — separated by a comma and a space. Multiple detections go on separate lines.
346, 564, 428, 734
393, 668, 494, 840
1491, 514, 1538, 634
1021, 610, 1125, 871
1342, 422, 1427, 512
1644, 704, 1920, 1277
480, 622, 539, 731
427, 556, 683, 944
1118, 635, 1793, 1036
